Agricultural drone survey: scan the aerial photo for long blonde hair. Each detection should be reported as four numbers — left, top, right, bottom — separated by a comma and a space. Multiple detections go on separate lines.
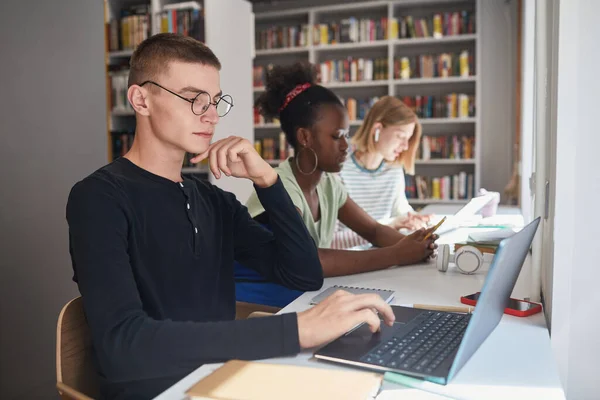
352, 96, 421, 174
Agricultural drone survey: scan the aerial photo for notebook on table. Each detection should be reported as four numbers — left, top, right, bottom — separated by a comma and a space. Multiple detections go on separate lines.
185, 359, 382, 400
310, 285, 395, 305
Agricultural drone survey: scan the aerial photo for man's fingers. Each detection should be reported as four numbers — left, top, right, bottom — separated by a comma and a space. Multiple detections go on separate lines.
199, 137, 252, 178
208, 140, 229, 179
226, 138, 248, 164
216, 140, 232, 176
355, 309, 382, 333
327, 289, 351, 303
345, 294, 395, 325
190, 151, 208, 164
209, 138, 239, 178
190, 137, 228, 164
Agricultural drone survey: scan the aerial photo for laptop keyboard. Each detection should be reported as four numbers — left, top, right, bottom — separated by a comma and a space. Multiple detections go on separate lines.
360, 311, 470, 375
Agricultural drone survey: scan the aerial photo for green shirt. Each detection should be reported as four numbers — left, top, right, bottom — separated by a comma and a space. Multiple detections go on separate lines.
245, 159, 348, 248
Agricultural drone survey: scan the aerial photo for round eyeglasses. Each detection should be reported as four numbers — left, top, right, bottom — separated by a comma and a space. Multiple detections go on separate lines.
140, 80, 234, 117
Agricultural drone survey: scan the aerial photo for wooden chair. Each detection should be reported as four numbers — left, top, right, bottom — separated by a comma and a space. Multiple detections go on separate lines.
56, 297, 100, 400
54, 298, 275, 399
247, 311, 275, 319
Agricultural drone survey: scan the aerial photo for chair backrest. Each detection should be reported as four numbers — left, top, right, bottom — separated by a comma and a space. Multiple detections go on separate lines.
56, 297, 100, 400
235, 301, 281, 320
247, 311, 275, 319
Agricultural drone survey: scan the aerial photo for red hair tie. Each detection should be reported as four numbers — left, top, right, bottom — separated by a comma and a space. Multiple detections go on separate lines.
278, 83, 312, 112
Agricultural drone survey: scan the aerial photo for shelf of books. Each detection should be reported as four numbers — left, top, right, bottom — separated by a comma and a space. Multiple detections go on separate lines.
253, 0, 479, 206
104, 0, 209, 177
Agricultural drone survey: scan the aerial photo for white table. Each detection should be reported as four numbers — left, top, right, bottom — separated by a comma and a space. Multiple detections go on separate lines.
156, 206, 565, 400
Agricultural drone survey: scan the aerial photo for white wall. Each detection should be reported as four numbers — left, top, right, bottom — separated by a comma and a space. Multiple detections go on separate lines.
519, 0, 536, 224
551, 0, 600, 398
479, 0, 518, 201
206, 0, 254, 203
0, 0, 106, 398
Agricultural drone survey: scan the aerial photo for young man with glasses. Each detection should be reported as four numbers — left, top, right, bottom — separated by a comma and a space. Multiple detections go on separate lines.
66, 33, 395, 399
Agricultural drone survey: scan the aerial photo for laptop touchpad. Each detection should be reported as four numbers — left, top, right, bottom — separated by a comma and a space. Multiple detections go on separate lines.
391, 305, 424, 323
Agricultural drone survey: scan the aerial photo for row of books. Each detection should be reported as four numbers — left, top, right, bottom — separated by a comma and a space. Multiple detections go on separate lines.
420, 135, 474, 160
313, 17, 390, 45
109, 73, 132, 112
254, 56, 474, 88
395, 11, 475, 39
107, 2, 204, 52
253, 11, 476, 51
340, 96, 379, 122
252, 65, 271, 88
158, 7, 204, 42
394, 50, 473, 80
400, 94, 475, 119
319, 58, 389, 84
255, 24, 311, 50
254, 96, 474, 124
405, 172, 475, 201
107, 5, 151, 52
254, 133, 294, 161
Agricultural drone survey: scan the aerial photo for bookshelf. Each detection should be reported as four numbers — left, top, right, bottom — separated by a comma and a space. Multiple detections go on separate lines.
252, 0, 480, 205
103, 0, 253, 200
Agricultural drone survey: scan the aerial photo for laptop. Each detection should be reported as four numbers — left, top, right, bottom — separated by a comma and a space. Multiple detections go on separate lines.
427, 193, 496, 236
314, 216, 541, 385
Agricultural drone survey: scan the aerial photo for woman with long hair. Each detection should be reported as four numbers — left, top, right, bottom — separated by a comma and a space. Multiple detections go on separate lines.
333, 96, 432, 249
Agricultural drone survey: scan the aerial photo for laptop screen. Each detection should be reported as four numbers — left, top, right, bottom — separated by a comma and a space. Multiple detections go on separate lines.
453, 193, 495, 219
447, 217, 541, 380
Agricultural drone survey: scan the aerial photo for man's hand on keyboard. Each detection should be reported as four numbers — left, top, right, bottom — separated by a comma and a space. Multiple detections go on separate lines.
296, 290, 395, 349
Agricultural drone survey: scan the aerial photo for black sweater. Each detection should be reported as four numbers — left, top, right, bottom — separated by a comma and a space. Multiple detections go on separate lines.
66, 158, 323, 399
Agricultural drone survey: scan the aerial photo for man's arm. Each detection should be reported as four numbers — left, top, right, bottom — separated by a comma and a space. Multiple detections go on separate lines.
193, 136, 323, 291
67, 179, 302, 384
227, 177, 323, 291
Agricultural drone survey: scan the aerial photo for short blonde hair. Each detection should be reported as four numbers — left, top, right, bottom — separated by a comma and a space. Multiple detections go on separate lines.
352, 96, 421, 174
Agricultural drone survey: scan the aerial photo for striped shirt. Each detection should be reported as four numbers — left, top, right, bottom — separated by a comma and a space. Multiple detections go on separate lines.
333, 152, 413, 249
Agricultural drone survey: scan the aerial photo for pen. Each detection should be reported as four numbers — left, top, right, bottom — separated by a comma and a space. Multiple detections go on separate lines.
413, 304, 474, 314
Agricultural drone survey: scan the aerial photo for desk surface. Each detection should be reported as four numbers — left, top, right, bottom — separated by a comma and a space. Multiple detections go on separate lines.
156, 206, 565, 400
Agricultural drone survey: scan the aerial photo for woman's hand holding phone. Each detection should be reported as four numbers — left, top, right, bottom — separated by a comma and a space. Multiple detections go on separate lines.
393, 228, 439, 265
422, 216, 447, 241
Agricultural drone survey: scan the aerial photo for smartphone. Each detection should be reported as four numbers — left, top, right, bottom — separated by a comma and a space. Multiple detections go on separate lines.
422, 216, 447, 241
460, 292, 542, 317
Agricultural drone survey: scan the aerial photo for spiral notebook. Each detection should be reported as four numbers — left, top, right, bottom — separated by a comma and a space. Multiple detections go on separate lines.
310, 285, 395, 305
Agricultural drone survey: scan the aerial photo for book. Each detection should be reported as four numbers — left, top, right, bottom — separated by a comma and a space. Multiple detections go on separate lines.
405, 173, 475, 201
455, 241, 499, 255
319, 57, 387, 84
310, 285, 395, 305
185, 360, 382, 400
